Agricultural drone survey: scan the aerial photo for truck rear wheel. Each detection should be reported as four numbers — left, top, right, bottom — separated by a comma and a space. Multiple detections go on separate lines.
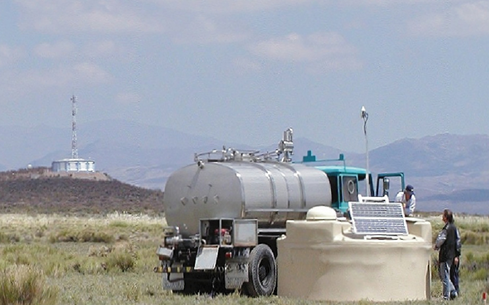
243, 244, 277, 297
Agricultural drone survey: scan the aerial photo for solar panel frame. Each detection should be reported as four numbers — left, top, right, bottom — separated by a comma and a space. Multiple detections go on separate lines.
349, 202, 409, 236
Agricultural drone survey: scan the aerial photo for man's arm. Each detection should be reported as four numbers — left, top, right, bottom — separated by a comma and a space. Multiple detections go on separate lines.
455, 228, 462, 256
408, 196, 416, 215
434, 229, 447, 250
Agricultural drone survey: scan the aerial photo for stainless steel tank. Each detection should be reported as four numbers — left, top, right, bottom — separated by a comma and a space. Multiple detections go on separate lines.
163, 161, 332, 236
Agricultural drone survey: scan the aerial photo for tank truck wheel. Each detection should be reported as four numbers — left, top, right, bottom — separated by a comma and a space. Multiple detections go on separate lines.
243, 244, 277, 297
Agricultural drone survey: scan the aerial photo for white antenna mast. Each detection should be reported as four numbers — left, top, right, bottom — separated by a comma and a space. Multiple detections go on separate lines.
71, 95, 78, 159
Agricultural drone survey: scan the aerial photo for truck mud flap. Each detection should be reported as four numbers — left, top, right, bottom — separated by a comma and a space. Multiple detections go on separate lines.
163, 272, 184, 291
194, 245, 219, 270
225, 261, 249, 290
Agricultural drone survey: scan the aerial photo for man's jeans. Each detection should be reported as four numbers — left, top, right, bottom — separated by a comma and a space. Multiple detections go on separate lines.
439, 261, 456, 299
450, 258, 460, 294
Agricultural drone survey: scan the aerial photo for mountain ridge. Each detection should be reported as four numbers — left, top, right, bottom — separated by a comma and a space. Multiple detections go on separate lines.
1, 120, 488, 215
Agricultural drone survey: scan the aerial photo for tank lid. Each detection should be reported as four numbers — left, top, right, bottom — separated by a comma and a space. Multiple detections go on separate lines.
306, 206, 337, 221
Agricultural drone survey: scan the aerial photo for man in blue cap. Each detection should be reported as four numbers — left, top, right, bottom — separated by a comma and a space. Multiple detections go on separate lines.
395, 184, 416, 216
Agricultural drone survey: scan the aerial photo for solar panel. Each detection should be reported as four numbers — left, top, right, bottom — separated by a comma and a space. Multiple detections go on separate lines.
349, 202, 408, 235
351, 203, 404, 218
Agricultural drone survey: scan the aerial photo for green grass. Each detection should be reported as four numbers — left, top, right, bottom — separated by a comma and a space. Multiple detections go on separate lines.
0, 213, 488, 304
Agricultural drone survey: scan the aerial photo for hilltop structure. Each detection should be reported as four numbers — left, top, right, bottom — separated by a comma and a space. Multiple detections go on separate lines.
51, 95, 95, 173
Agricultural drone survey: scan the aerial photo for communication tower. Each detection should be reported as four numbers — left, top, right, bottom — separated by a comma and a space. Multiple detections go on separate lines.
71, 95, 78, 159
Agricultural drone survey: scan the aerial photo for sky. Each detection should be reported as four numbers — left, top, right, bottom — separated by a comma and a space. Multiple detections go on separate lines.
1, 0, 488, 153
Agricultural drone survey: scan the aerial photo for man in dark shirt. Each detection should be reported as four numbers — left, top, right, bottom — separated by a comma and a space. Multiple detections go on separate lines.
434, 209, 459, 300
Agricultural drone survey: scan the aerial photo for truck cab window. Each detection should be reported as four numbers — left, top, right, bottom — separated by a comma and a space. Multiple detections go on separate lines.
328, 176, 338, 204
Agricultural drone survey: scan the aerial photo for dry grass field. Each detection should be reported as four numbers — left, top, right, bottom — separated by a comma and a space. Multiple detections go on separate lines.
1, 212, 488, 305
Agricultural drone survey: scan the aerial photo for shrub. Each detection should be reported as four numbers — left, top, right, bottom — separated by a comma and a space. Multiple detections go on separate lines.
469, 268, 488, 281
49, 229, 78, 243
88, 245, 111, 257
117, 233, 129, 241
0, 232, 9, 243
123, 283, 141, 302
109, 220, 129, 228
465, 251, 475, 262
0, 232, 21, 243
78, 229, 114, 243
106, 252, 135, 272
0, 264, 58, 305
49, 229, 114, 243
460, 250, 489, 282
461, 231, 487, 245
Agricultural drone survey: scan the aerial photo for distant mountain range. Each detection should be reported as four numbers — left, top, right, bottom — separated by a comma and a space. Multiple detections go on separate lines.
1, 119, 489, 215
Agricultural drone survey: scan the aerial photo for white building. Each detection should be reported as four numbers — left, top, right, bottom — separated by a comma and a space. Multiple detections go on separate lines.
51, 158, 95, 172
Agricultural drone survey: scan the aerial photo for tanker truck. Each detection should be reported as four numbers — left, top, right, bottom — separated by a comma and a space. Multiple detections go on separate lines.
155, 128, 405, 296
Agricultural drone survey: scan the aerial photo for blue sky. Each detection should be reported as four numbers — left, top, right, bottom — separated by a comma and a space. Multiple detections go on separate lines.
1, 0, 488, 152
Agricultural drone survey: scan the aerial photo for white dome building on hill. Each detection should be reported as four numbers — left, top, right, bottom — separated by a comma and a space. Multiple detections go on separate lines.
51, 158, 95, 172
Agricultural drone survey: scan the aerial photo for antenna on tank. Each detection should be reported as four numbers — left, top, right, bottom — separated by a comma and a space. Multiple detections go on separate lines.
361, 106, 369, 196
71, 95, 78, 159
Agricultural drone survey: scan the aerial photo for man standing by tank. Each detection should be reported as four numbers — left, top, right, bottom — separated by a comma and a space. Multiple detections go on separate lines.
434, 209, 459, 300
395, 184, 416, 216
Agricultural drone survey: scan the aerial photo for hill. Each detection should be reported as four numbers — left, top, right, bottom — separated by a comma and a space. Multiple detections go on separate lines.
0, 168, 164, 215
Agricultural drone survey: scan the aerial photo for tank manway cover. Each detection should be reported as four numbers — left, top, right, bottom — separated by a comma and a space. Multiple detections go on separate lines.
349, 202, 408, 235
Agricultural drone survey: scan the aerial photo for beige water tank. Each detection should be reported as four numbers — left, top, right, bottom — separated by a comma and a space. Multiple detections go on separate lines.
277, 206, 432, 302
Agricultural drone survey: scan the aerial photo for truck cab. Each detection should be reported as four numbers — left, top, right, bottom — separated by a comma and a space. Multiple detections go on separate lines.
299, 151, 405, 213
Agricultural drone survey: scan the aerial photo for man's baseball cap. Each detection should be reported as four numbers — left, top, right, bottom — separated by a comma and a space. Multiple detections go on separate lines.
405, 185, 414, 194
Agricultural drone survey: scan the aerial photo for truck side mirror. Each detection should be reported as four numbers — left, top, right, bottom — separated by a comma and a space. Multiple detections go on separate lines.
383, 178, 390, 196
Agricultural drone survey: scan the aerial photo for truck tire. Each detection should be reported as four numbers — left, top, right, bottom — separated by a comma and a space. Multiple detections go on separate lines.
243, 244, 277, 297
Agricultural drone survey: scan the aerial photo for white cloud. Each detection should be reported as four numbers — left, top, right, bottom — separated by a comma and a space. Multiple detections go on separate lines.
0, 62, 111, 93
115, 92, 142, 104
148, 0, 315, 14
408, 1, 489, 36
16, 0, 164, 34
170, 15, 250, 44
73, 62, 112, 84
340, 0, 444, 6
248, 32, 362, 71
0, 45, 25, 67
232, 58, 262, 73
15, 0, 253, 45
34, 41, 75, 59
34, 40, 124, 60
84, 41, 121, 58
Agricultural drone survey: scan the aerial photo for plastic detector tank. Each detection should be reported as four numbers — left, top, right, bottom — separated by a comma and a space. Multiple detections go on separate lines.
277, 206, 432, 302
